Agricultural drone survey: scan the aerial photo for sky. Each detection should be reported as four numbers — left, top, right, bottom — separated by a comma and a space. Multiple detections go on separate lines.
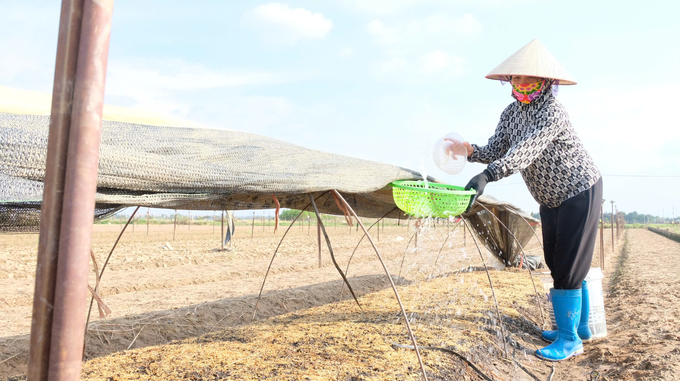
1, 0, 679, 218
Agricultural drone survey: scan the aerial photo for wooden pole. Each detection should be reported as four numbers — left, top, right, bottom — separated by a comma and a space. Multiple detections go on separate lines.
377, 218, 380, 242
173, 209, 177, 241
317, 222, 322, 268
251, 211, 255, 238
463, 221, 466, 246
610, 201, 615, 253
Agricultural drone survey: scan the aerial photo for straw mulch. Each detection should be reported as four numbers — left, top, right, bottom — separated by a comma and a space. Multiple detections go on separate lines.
81, 268, 541, 380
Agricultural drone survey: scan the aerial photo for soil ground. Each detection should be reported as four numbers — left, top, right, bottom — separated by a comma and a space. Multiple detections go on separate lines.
1, 220, 679, 380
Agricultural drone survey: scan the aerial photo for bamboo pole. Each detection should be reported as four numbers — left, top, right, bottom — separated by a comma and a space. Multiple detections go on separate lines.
83, 207, 140, 354
317, 222, 322, 268
610, 201, 615, 253
600, 200, 605, 271
331, 191, 428, 381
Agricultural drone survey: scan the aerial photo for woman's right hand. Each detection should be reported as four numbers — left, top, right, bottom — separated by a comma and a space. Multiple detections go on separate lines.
445, 139, 474, 157
463, 141, 474, 157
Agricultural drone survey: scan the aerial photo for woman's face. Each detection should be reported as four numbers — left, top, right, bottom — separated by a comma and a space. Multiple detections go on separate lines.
510, 75, 544, 85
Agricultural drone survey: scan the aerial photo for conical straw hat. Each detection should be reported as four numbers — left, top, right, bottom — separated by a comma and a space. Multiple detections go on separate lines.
486, 39, 577, 85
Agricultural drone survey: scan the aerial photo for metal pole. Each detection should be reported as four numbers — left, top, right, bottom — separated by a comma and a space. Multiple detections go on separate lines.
221, 211, 224, 251
317, 222, 322, 268
251, 211, 255, 238
173, 209, 177, 241
28, 1, 85, 377
38, 1, 114, 379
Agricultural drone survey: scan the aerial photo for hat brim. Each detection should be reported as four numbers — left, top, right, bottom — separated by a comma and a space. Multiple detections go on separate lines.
485, 73, 577, 86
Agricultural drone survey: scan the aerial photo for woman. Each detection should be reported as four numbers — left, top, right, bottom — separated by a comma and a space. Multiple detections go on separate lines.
461, 39, 602, 361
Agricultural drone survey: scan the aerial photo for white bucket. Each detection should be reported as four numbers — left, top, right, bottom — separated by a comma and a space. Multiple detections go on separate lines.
584, 268, 607, 339
536, 268, 607, 339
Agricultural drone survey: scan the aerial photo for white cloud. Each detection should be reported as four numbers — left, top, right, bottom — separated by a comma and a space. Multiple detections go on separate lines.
244, 3, 333, 46
418, 51, 452, 72
339, 48, 356, 57
562, 86, 680, 174
105, 58, 306, 118
339, 0, 424, 15
0, 3, 60, 92
339, 0, 539, 15
450, 13, 484, 35
373, 52, 465, 82
367, 13, 483, 46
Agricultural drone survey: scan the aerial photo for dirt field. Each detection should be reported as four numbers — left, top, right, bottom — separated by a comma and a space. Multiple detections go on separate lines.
1, 220, 679, 380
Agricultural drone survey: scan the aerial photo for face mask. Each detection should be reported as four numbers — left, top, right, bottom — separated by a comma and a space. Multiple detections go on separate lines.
512, 80, 546, 104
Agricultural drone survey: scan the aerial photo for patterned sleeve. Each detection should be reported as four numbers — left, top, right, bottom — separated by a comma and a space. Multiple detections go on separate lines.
486, 102, 568, 181
468, 106, 510, 164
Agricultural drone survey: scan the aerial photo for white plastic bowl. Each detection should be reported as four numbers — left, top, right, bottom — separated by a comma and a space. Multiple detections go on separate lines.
433, 132, 467, 175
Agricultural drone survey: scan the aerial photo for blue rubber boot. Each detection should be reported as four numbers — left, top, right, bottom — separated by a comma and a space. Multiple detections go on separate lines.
542, 281, 593, 342
535, 288, 583, 361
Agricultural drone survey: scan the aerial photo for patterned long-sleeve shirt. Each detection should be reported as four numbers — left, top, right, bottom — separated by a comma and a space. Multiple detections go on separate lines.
469, 84, 601, 208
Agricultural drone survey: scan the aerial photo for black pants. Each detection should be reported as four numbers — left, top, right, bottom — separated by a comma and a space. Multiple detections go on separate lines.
540, 177, 603, 290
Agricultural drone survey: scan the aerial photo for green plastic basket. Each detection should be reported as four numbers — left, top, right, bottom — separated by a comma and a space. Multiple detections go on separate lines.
391, 180, 476, 218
